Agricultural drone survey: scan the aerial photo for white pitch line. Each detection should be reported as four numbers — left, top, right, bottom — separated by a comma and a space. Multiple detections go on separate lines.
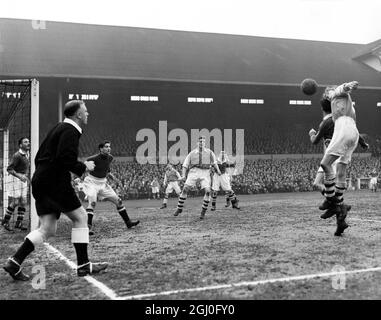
350, 218, 381, 223
119, 266, 381, 300
44, 242, 120, 300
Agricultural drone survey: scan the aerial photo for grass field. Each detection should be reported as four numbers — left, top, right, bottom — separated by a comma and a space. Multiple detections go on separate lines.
1, 190, 381, 300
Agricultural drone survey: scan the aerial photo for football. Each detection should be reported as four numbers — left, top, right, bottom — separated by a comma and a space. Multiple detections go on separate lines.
301, 78, 318, 96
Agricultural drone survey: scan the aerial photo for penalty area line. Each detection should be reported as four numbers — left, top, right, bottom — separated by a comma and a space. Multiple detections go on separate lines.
119, 266, 381, 300
43, 242, 120, 300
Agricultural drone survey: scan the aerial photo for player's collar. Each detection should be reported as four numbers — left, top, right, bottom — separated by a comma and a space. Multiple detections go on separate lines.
63, 118, 82, 134
323, 113, 332, 121
18, 149, 28, 156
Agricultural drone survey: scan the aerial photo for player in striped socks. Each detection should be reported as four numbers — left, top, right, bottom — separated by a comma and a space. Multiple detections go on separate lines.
210, 151, 240, 211
310, 98, 368, 220
174, 136, 221, 220
315, 81, 362, 236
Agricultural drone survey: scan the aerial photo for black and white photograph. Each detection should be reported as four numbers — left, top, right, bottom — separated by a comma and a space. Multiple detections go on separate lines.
1, 0, 381, 312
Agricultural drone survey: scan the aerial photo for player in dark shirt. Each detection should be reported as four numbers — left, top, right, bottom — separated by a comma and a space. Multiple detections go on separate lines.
82, 141, 139, 235
3, 100, 108, 281
2, 137, 30, 231
310, 99, 335, 193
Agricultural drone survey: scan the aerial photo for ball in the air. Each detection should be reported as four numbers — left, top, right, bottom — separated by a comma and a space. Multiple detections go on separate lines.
301, 78, 318, 95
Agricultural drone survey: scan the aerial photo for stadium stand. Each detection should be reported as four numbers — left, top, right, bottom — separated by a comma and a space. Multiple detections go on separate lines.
103, 157, 380, 200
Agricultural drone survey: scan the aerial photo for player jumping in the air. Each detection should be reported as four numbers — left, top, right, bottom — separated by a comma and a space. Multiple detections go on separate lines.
81, 141, 139, 235
160, 164, 182, 209
310, 98, 369, 220
314, 81, 362, 236
210, 151, 240, 211
174, 136, 221, 220
1, 137, 30, 231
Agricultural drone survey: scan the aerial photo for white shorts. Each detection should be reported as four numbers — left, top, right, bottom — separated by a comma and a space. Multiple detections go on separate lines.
151, 187, 160, 193
165, 181, 181, 194
6, 175, 28, 198
82, 175, 118, 203
184, 168, 211, 189
212, 173, 232, 191
325, 116, 359, 165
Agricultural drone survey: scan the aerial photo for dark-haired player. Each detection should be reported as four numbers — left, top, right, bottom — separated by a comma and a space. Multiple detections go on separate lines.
310, 96, 368, 223
174, 136, 221, 220
160, 164, 181, 209
82, 141, 139, 235
312, 81, 365, 236
1, 137, 30, 231
210, 151, 240, 211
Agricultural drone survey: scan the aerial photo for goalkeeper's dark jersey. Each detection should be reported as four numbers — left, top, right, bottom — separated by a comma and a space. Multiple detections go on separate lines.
312, 114, 334, 148
313, 113, 367, 150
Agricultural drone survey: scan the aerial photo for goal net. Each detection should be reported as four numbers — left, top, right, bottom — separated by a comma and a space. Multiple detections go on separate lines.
0, 79, 39, 231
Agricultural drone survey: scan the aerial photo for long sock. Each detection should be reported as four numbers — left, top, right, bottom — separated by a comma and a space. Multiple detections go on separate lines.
225, 193, 230, 204
163, 195, 168, 205
177, 194, 187, 212
86, 208, 94, 226
12, 238, 35, 265
335, 185, 346, 205
201, 195, 210, 212
3, 206, 15, 223
323, 176, 336, 201
16, 207, 26, 224
73, 243, 89, 266
117, 206, 131, 224
228, 191, 237, 202
211, 193, 217, 207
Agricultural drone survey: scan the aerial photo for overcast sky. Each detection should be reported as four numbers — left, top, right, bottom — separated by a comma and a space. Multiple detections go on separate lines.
1, 0, 380, 44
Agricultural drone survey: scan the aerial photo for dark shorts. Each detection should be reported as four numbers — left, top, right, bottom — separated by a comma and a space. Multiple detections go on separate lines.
32, 165, 82, 219
34, 189, 82, 219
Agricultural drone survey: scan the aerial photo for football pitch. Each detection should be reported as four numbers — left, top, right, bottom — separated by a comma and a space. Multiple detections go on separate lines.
1, 190, 381, 300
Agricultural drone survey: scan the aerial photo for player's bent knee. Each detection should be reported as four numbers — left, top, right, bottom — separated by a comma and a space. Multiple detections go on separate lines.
26, 229, 47, 246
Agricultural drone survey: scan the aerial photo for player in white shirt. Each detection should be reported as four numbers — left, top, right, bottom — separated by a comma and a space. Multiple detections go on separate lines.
160, 164, 182, 209
174, 136, 221, 220
318, 80, 360, 236
210, 151, 240, 211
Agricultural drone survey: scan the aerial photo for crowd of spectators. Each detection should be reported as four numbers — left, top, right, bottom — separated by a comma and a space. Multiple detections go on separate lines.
103, 157, 380, 200
78, 128, 381, 157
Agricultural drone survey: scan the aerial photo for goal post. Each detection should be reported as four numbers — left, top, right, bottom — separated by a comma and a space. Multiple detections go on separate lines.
30, 79, 39, 231
0, 79, 39, 231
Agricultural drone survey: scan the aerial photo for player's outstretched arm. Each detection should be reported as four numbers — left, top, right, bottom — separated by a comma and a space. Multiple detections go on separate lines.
343, 81, 359, 92
326, 81, 359, 100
